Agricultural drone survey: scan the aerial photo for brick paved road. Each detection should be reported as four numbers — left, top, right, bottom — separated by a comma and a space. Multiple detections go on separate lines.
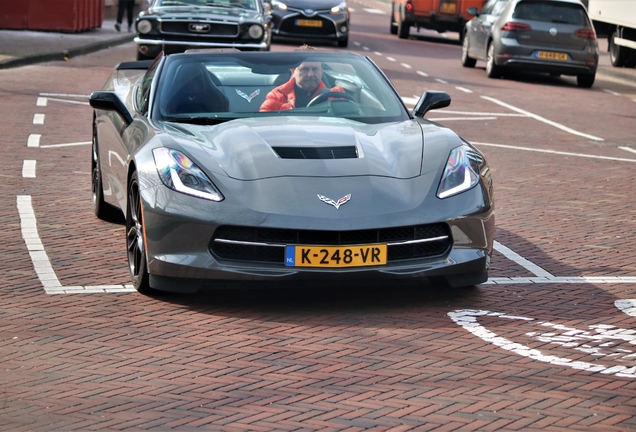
1, 19, 636, 431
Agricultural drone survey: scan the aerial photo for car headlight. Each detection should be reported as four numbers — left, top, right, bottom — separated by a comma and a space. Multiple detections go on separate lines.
153, 148, 224, 202
137, 19, 153, 34
248, 24, 264, 39
271, 0, 287, 10
437, 144, 483, 199
331, 1, 347, 14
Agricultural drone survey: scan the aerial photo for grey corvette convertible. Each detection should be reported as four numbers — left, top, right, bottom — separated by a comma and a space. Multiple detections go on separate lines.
89, 49, 494, 294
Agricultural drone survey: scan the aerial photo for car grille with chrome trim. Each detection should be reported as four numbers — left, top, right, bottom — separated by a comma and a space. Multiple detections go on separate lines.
160, 21, 239, 37
210, 224, 452, 264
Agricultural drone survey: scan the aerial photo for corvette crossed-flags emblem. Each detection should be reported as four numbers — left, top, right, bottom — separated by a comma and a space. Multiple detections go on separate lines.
236, 88, 260, 103
317, 194, 351, 209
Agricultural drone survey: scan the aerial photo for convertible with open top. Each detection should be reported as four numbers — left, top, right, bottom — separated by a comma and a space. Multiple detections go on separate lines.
89, 49, 495, 294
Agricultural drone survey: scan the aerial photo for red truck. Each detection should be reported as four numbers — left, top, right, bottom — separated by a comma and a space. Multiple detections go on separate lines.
391, 0, 487, 40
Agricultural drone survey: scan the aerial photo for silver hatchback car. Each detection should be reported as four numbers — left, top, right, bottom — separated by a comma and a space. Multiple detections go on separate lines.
461, 0, 598, 87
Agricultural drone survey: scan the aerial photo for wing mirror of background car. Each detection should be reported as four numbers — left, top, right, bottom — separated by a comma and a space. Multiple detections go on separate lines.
466, 7, 479, 16
89, 91, 134, 126
412, 91, 451, 118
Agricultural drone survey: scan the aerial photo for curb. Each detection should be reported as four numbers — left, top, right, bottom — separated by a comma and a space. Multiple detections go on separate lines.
0, 34, 134, 70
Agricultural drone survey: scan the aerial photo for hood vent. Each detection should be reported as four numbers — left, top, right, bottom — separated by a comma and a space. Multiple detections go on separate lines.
272, 146, 358, 160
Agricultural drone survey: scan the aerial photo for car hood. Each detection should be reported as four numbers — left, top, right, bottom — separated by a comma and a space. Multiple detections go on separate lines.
147, 6, 259, 20
162, 117, 426, 181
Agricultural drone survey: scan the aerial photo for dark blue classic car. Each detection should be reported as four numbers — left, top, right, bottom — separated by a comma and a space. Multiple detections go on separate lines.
134, 0, 272, 60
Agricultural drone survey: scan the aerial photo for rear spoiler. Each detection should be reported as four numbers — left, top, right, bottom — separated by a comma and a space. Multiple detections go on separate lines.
116, 60, 154, 71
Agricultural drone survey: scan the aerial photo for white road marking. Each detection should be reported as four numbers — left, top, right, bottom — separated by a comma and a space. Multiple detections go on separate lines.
363, 8, 386, 14
473, 141, 636, 163
603, 89, 621, 96
33, 114, 45, 125
436, 110, 526, 117
17, 195, 135, 294
455, 86, 472, 93
40, 141, 91, 149
428, 116, 497, 121
481, 96, 604, 141
435, 78, 448, 84
27, 134, 41, 148
402, 96, 418, 106
46, 97, 90, 106
363, 46, 370, 51
416, 71, 429, 77
615, 299, 636, 317
36, 97, 47, 106
449, 310, 636, 379
353, 41, 361, 46
374, 51, 382, 56
493, 240, 553, 277
22, 160, 36, 178
39, 92, 89, 98
620, 146, 636, 155
401, 63, 412, 69
386, 56, 396, 62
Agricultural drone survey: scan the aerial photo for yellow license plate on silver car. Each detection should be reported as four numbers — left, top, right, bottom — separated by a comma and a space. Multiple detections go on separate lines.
296, 19, 323, 27
285, 244, 387, 267
536, 51, 568, 61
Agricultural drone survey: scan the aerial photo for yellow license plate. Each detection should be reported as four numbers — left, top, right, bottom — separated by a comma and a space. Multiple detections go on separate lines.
536, 51, 568, 61
296, 19, 323, 27
285, 244, 387, 267
440, 2, 456, 14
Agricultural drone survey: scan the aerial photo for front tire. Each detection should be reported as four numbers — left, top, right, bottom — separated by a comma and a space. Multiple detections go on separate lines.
397, 16, 410, 39
577, 73, 595, 88
126, 171, 152, 294
486, 42, 501, 78
461, 33, 476, 68
390, 11, 398, 34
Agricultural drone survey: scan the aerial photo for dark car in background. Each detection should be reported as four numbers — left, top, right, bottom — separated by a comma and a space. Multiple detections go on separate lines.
461, 0, 598, 87
270, 0, 350, 47
134, 0, 271, 60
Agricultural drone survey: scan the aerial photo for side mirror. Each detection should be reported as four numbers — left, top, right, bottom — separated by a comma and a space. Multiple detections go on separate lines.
89, 91, 134, 125
466, 7, 479, 16
412, 91, 451, 118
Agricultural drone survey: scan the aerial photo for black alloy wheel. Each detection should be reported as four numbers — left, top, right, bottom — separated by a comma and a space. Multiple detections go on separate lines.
397, 13, 410, 39
126, 171, 151, 293
577, 73, 595, 88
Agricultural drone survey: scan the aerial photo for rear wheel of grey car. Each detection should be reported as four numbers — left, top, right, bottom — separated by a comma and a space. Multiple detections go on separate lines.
126, 171, 151, 294
576, 73, 595, 88
397, 17, 410, 39
92, 125, 122, 222
609, 29, 628, 67
461, 34, 476, 68
486, 42, 501, 78
338, 37, 348, 48
136, 51, 154, 61
390, 13, 398, 34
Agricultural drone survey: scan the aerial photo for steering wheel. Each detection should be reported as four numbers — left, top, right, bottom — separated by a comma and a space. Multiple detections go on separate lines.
307, 91, 357, 107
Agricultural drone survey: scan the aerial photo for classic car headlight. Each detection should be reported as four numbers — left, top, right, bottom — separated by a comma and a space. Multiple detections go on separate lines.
248, 24, 264, 39
437, 144, 483, 199
137, 19, 153, 34
153, 148, 224, 202
271, 0, 288, 10
331, 1, 347, 14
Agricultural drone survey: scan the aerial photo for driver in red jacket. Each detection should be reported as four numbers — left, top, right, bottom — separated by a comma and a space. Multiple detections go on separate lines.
260, 61, 345, 112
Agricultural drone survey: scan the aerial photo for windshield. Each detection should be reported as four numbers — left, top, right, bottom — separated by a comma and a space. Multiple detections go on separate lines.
152, 51, 409, 125
156, 0, 258, 10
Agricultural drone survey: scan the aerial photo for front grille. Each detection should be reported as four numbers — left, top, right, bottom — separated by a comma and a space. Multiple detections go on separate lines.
160, 21, 239, 37
272, 146, 358, 159
211, 224, 452, 264
279, 17, 336, 37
